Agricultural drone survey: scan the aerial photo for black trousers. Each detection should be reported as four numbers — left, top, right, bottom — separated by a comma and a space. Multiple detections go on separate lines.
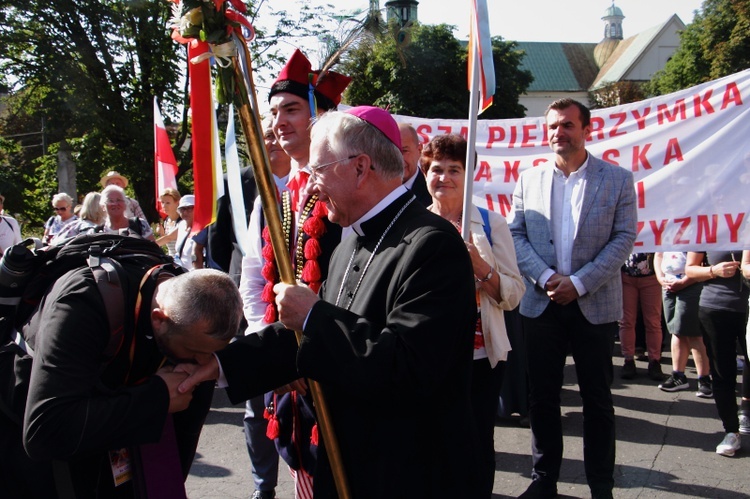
699, 306, 749, 433
470, 357, 505, 498
523, 301, 616, 494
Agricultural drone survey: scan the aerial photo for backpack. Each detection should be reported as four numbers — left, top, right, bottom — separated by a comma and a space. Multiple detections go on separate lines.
1, 232, 172, 342
91, 217, 144, 237
0, 233, 181, 426
478, 206, 492, 243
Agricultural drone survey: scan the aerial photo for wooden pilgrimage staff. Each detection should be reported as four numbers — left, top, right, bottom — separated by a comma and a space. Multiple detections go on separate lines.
230, 35, 352, 499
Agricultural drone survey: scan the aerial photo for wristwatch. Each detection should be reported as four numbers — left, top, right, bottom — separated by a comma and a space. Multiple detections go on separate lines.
476, 267, 494, 283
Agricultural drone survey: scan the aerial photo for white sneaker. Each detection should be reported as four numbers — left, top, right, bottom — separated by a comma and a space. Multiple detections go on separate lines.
716, 432, 741, 457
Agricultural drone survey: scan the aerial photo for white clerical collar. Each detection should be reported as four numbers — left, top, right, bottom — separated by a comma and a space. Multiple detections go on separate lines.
349, 185, 409, 237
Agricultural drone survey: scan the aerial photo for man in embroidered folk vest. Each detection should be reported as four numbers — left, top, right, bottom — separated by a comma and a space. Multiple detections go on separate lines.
178, 106, 478, 498
238, 49, 351, 499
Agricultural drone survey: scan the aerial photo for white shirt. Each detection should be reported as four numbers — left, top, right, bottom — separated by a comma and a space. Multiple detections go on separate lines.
0, 215, 22, 255
174, 220, 197, 270
538, 155, 589, 297
240, 174, 291, 332
403, 169, 419, 191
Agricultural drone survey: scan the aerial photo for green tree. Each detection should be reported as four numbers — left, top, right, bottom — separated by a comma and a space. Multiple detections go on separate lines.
480, 37, 534, 120
0, 0, 336, 226
589, 81, 647, 109
647, 0, 750, 95
342, 23, 531, 119
0, 0, 184, 223
343, 23, 465, 117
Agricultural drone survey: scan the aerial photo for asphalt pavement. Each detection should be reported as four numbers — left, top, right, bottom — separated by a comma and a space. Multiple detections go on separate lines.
186, 351, 749, 498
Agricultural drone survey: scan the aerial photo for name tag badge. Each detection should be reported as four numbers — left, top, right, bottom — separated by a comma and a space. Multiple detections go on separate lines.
109, 448, 133, 486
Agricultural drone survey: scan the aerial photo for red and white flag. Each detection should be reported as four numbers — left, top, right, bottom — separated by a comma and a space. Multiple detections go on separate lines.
462, 0, 495, 239
187, 41, 223, 234
468, 0, 495, 114
154, 98, 179, 218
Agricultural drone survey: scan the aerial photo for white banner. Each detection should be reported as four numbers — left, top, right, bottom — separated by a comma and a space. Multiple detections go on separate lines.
393, 68, 750, 252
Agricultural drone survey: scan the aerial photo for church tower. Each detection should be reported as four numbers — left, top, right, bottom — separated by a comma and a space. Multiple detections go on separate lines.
595, 1, 625, 67
384, 0, 419, 28
602, 1, 625, 40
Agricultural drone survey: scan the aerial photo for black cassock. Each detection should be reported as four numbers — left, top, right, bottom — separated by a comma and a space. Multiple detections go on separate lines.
219, 192, 478, 498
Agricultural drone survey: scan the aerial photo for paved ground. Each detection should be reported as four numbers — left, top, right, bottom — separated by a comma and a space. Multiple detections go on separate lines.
186, 353, 749, 498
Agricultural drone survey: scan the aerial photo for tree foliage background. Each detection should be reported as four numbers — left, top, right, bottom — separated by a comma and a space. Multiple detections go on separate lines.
7, 0, 746, 230
342, 23, 532, 120
647, 0, 750, 96
0, 0, 335, 227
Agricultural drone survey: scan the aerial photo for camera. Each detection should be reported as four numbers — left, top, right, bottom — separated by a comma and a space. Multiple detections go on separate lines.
0, 239, 40, 343
0, 240, 39, 301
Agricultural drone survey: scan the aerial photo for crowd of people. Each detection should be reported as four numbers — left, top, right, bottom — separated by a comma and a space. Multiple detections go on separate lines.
0, 48, 748, 499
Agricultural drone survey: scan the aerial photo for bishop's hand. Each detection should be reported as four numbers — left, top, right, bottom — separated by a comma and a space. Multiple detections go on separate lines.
273, 282, 319, 331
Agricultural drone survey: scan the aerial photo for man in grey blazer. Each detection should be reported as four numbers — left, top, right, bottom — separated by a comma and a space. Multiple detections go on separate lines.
509, 98, 637, 499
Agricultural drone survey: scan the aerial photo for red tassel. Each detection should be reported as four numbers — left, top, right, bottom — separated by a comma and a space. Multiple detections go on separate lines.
312, 200, 327, 218
262, 226, 272, 244
263, 407, 271, 420
261, 281, 276, 304
310, 423, 319, 446
303, 216, 326, 238
266, 415, 279, 440
261, 261, 277, 281
309, 281, 321, 294
262, 243, 275, 261
263, 303, 277, 324
303, 237, 322, 260
301, 259, 321, 284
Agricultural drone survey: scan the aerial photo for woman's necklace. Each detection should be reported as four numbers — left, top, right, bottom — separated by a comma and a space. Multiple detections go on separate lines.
335, 197, 415, 310
451, 213, 462, 232
432, 206, 462, 232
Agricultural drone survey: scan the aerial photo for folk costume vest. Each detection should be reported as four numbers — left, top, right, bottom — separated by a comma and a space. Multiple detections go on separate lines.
259, 170, 340, 480
260, 171, 340, 323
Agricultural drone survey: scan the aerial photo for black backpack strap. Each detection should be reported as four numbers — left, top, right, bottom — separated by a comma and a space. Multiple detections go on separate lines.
52, 459, 77, 499
128, 218, 144, 236
88, 246, 127, 360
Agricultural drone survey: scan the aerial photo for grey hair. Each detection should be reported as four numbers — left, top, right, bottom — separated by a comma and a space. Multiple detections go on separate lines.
51, 192, 73, 207
100, 185, 126, 205
155, 269, 243, 341
311, 111, 404, 181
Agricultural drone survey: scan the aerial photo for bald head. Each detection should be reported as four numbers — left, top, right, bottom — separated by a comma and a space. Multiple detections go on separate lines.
398, 123, 422, 181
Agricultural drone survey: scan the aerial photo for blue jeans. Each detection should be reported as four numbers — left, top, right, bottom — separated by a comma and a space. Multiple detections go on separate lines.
243, 395, 279, 491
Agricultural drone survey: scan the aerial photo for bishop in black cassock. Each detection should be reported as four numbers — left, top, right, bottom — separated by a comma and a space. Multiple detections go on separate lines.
178, 106, 478, 498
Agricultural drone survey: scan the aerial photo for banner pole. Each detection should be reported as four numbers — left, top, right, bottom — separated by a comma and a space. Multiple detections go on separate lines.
462, 39, 481, 242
